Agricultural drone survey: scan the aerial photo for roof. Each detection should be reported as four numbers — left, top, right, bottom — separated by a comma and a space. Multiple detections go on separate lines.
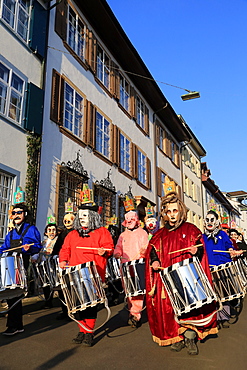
75, 0, 190, 142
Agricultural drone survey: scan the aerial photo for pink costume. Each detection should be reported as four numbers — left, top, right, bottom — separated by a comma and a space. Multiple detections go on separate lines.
114, 211, 149, 321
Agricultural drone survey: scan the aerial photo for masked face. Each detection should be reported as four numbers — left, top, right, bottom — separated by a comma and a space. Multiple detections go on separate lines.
230, 231, 238, 241
205, 213, 218, 232
63, 214, 75, 229
166, 202, 179, 226
46, 226, 57, 240
12, 208, 25, 226
124, 211, 139, 230
79, 209, 89, 228
145, 217, 157, 231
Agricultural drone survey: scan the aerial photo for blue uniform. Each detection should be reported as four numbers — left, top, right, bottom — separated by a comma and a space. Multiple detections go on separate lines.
203, 230, 233, 266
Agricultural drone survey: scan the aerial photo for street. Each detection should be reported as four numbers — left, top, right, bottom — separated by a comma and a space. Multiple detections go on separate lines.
1, 294, 247, 370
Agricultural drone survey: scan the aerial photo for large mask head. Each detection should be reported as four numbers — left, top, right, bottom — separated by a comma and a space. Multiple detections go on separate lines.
63, 213, 75, 229
229, 229, 239, 241
44, 224, 58, 240
160, 192, 187, 230
145, 217, 158, 233
204, 211, 220, 232
12, 204, 29, 226
122, 211, 140, 230
79, 209, 89, 228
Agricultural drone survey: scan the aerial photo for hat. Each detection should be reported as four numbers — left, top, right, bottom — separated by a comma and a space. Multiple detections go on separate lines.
123, 195, 136, 212
78, 203, 99, 212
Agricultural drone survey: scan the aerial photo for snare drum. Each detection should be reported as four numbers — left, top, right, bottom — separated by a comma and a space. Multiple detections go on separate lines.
0, 252, 27, 300
160, 257, 218, 316
48, 255, 62, 290
32, 259, 52, 289
59, 261, 106, 314
234, 258, 247, 287
210, 261, 246, 302
121, 258, 146, 298
105, 257, 121, 283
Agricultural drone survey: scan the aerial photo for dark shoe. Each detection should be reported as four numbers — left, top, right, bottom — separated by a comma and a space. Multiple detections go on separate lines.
185, 338, 199, 355
56, 312, 69, 320
42, 302, 53, 309
72, 332, 85, 344
170, 340, 185, 352
128, 315, 141, 328
221, 320, 230, 328
82, 333, 93, 347
2, 327, 24, 336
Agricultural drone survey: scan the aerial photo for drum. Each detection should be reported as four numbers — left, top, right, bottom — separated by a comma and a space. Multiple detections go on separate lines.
121, 258, 146, 298
210, 261, 246, 302
59, 261, 106, 314
234, 258, 247, 287
0, 252, 27, 300
48, 255, 62, 290
32, 259, 52, 289
160, 257, 218, 316
105, 257, 121, 283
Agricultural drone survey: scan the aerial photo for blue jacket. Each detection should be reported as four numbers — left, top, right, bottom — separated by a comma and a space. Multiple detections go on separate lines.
0, 222, 42, 256
203, 230, 233, 266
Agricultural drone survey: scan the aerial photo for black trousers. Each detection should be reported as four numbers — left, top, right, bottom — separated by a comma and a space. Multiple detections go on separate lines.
6, 297, 23, 330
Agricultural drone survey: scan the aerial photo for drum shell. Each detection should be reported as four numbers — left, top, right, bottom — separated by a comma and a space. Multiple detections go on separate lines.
105, 257, 121, 282
0, 252, 27, 300
121, 258, 146, 298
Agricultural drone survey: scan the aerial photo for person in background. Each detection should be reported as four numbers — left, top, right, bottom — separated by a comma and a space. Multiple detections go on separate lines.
0, 203, 42, 336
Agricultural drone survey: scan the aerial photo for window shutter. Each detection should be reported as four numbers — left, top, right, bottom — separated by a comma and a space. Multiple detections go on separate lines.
24, 83, 44, 135
85, 100, 95, 147
164, 131, 170, 157
29, 0, 48, 59
177, 185, 182, 200
144, 106, 149, 135
155, 120, 160, 146
175, 144, 180, 167
157, 167, 162, 197
55, 0, 67, 41
146, 157, 151, 189
112, 125, 120, 165
130, 86, 136, 119
131, 143, 138, 178
87, 31, 96, 73
110, 61, 119, 99
50, 69, 64, 125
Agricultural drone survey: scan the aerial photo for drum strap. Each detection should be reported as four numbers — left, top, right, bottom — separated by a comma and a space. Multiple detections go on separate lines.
10, 224, 32, 250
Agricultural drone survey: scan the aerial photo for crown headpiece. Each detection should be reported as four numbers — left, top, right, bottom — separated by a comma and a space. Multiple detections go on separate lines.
163, 177, 176, 196
123, 195, 136, 212
80, 184, 94, 205
106, 214, 118, 226
14, 186, 25, 204
65, 198, 74, 213
145, 202, 154, 218
47, 215, 56, 224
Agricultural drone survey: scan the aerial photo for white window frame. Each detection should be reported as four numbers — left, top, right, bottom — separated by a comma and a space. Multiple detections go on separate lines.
119, 74, 129, 111
120, 132, 131, 173
96, 45, 110, 89
64, 81, 84, 138
136, 96, 145, 129
67, 6, 85, 61
0, 170, 14, 241
96, 111, 110, 158
0, 61, 25, 124
0, 0, 31, 42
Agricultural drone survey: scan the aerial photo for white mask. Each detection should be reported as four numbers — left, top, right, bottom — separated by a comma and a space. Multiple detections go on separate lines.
79, 209, 89, 228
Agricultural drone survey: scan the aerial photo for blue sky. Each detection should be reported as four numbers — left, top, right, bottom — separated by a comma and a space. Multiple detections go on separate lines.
106, 0, 247, 192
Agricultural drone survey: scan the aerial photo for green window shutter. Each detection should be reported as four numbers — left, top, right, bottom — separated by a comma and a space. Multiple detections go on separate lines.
29, 0, 48, 59
24, 82, 44, 135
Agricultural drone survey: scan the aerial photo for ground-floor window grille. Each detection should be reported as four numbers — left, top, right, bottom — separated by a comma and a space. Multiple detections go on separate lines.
94, 184, 116, 227
0, 171, 14, 241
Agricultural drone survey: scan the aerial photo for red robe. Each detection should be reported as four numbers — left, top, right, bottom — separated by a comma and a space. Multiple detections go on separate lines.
145, 222, 218, 346
59, 227, 114, 281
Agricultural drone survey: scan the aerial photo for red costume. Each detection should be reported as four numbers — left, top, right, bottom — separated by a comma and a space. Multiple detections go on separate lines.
59, 227, 114, 281
145, 222, 218, 346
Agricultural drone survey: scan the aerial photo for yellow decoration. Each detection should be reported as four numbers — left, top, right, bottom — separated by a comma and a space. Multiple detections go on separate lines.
80, 184, 94, 204
163, 177, 176, 196
123, 195, 135, 212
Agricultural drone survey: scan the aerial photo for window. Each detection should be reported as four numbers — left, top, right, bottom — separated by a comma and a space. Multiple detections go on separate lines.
0, 62, 25, 124
136, 96, 145, 129
96, 111, 110, 158
137, 149, 147, 185
120, 132, 131, 173
67, 6, 85, 61
94, 185, 116, 227
0, 171, 14, 240
0, 0, 31, 42
119, 74, 129, 111
64, 82, 84, 138
161, 171, 166, 197
96, 45, 110, 89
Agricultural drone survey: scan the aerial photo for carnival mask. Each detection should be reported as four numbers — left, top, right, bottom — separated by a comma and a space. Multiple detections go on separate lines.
145, 217, 157, 232
204, 212, 219, 232
79, 209, 89, 228
12, 208, 25, 225
122, 211, 139, 230
166, 202, 179, 226
63, 213, 75, 229
46, 226, 57, 240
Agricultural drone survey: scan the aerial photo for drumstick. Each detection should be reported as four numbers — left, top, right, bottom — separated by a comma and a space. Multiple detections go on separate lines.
213, 250, 232, 253
168, 244, 203, 254
76, 246, 112, 251
5, 243, 35, 252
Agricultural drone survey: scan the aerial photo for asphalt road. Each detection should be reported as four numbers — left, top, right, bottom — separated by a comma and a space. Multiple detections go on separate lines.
1, 293, 247, 370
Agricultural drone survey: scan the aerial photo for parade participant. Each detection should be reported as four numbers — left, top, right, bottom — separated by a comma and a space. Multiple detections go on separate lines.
32, 222, 58, 309
114, 196, 149, 328
145, 191, 218, 355
0, 203, 42, 336
144, 202, 159, 240
59, 186, 114, 347
202, 210, 239, 328
52, 212, 75, 319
